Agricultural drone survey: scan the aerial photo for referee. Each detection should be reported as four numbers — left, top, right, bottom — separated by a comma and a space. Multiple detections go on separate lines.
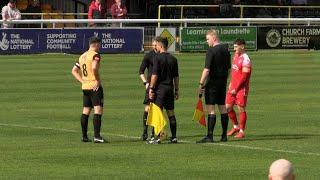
138, 39, 157, 141
197, 30, 231, 143
149, 36, 179, 144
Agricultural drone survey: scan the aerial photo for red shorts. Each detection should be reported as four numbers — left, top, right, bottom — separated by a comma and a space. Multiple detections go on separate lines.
225, 91, 248, 107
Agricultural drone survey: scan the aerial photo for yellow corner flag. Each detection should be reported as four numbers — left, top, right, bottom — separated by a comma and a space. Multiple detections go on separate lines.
147, 103, 167, 136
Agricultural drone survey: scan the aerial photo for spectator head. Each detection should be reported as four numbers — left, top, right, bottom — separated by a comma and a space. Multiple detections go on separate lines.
8, 0, 16, 8
31, 0, 40, 6
269, 159, 295, 180
206, 29, 220, 47
155, 36, 168, 52
89, 36, 101, 51
115, 0, 121, 5
94, 0, 101, 5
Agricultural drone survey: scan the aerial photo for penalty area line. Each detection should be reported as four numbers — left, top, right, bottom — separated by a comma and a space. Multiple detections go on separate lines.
0, 123, 319, 157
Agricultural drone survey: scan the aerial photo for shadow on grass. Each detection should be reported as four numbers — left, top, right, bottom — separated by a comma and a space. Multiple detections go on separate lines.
178, 134, 205, 139
226, 133, 319, 142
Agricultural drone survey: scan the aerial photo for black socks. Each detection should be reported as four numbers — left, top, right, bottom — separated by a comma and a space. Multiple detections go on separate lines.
221, 113, 229, 137
207, 114, 216, 139
168, 116, 177, 138
81, 114, 89, 138
143, 111, 148, 134
93, 114, 102, 138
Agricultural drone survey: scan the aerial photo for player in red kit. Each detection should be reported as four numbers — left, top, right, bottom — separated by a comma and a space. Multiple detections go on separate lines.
225, 39, 252, 139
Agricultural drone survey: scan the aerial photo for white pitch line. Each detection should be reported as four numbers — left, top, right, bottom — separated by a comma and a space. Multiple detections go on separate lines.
0, 123, 319, 157
0, 123, 78, 133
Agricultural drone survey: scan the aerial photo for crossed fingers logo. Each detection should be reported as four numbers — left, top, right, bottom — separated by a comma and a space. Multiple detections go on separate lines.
0, 32, 10, 50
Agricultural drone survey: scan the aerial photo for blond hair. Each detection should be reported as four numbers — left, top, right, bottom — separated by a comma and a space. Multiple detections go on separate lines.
207, 29, 219, 38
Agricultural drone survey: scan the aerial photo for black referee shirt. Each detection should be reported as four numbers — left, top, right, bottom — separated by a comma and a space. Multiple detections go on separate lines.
152, 52, 179, 88
139, 50, 157, 82
205, 44, 231, 83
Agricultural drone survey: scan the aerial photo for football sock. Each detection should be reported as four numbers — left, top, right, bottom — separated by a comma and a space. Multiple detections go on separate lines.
239, 111, 247, 131
228, 109, 238, 127
207, 114, 216, 139
80, 114, 89, 138
168, 116, 177, 138
151, 127, 155, 138
221, 113, 229, 136
93, 114, 102, 138
143, 111, 148, 134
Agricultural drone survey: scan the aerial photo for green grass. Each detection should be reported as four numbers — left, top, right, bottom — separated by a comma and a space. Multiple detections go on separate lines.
0, 50, 320, 179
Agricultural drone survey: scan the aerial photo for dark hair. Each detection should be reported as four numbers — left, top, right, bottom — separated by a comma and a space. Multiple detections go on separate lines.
89, 36, 101, 45
234, 38, 246, 45
155, 36, 168, 49
9, 0, 16, 3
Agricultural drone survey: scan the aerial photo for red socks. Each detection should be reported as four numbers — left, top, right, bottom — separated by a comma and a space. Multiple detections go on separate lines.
228, 109, 247, 131
228, 109, 238, 125
239, 112, 247, 130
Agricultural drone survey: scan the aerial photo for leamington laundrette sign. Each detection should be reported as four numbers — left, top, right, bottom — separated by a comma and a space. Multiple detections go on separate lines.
180, 27, 257, 51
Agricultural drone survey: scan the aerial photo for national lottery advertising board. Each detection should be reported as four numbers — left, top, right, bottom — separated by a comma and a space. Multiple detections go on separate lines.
0, 28, 144, 54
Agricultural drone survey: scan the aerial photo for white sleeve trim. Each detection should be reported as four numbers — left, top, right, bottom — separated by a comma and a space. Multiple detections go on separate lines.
242, 53, 251, 67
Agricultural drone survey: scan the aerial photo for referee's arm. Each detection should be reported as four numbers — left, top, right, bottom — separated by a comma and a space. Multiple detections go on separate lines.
139, 54, 149, 87
199, 50, 213, 86
199, 68, 210, 85
149, 57, 159, 100
174, 59, 180, 100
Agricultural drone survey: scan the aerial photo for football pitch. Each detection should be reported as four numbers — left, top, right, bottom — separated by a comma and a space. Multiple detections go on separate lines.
0, 50, 319, 179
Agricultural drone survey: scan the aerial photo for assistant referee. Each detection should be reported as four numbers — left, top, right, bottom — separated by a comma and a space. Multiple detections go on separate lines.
197, 30, 231, 143
149, 37, 180, 144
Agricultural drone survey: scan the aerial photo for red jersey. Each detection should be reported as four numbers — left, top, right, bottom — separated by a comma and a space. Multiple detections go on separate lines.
230, 53, 252, 95
110, 3, 127, 19
88, 1, 105, 19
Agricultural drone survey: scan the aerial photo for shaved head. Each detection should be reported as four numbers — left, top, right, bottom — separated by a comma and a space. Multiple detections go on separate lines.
269, 159, 295, 180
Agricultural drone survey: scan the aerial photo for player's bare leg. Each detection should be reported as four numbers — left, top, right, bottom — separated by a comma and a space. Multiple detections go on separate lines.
81, 107, 91, 142
234, 105, 246, 138
92, 105, 106, 143
226, 104, 240, 136
166, 109, 177, 143
218, 105, 229, 142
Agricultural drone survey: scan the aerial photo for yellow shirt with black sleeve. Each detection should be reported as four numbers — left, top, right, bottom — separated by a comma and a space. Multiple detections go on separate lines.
75, 50, 101, 90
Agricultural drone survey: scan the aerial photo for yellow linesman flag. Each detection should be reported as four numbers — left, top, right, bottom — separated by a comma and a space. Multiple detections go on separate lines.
147, 103, 167, 136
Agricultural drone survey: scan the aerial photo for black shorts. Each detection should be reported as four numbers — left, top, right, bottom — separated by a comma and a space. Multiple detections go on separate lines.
143, 87, 150, 105
154, 85, 174, 110
83, 87, 104, 107
205, 78, 227, 105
